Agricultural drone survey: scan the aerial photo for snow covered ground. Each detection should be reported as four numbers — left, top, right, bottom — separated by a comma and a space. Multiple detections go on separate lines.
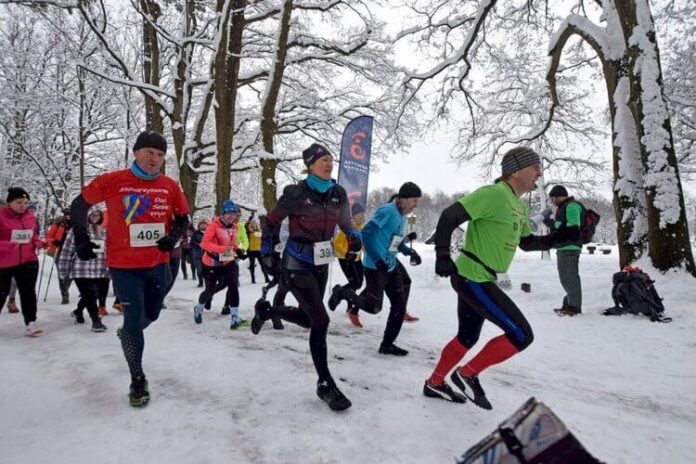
1, 246, 695, 464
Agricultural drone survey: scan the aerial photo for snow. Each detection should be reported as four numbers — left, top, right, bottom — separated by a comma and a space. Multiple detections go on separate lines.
1, 246, 695, 463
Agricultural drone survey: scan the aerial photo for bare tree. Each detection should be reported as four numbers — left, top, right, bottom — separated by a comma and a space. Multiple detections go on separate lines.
395, 0, 694, 274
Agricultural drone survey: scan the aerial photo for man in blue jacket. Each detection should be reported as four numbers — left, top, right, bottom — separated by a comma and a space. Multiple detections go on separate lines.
329, 182, 422, 356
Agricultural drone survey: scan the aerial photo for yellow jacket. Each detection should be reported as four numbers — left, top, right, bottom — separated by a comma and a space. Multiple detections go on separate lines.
246, 222, 262, 251
333, 223, 364, 261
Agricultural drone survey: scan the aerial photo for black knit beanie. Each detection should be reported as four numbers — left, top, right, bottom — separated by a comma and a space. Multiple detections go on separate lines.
302, 143, 331, 167
133, 130, 167, 153
501, 147, 541, 176
6, 187, 30, 203
351, 202, 366, 216
548, 185, 568, 198
398, 182, 422, 199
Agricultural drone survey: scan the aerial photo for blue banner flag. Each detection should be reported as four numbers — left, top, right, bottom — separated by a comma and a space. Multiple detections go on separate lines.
338, 116, 373, 211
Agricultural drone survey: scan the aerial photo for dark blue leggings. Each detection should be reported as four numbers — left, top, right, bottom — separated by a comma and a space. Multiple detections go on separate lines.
450, 273, 534, 352
110, 264, 171, 378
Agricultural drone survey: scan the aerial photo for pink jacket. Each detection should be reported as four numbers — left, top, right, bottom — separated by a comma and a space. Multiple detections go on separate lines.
0, 205, 42, 269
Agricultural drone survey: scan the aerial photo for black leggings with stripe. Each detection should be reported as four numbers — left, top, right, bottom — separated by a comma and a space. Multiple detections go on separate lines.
450, 273, 534, 351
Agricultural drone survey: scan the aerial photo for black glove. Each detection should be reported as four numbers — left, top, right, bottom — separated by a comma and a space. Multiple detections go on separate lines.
52, 240, 64, 247
347, 234, 362, 252
75, 240, 99, 261
156, 235, 177, 252
406, 232, 417, 242
409, 249, 422, 266
235, 249, 248, 260
553, 224, 580, 243
375, 260, 389, 272
435, 248, 454, 277
261, 253, 282, 276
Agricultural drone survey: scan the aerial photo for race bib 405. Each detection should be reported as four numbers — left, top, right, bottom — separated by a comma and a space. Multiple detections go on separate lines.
129, 223, 165, 247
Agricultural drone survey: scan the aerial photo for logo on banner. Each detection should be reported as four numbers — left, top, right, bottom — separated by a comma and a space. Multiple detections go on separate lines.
350, 132, 368, 160
348, 191, 363, 206
122, 194, 151, 225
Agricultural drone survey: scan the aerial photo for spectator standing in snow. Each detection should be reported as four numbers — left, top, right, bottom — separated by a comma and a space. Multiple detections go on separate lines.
542, 184, 584, 317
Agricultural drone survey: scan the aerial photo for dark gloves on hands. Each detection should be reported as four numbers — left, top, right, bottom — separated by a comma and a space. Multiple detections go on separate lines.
75, 240, 99, 261
347, 234, 362, 252
406, 232, 417, 242
156, 235, 177, 252
409, 249, 422, 266
261, 252, 282, 276
435, 248, 455, 277
235, 249, 248, 260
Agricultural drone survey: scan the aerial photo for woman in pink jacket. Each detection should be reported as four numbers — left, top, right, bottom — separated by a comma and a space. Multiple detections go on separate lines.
0, 187, 44, 337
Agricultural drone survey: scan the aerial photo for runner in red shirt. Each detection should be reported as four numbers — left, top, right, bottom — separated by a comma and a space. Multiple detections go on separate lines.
70, 130, 190, 407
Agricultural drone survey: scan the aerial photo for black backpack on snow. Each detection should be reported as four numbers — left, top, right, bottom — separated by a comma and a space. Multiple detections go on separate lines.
603, 267, 671, 322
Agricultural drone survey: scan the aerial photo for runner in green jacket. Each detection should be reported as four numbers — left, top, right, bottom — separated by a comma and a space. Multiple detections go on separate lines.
423, 147, 570, 409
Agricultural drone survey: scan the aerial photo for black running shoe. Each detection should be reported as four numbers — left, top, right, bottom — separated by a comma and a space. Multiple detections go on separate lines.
328, 285, 343, 312
316, 380, 352, 411
129, 375, 150, 407
91, 319, 107, 333
378, 343, 409, 356
450, 370, 492, 410
71, 310, 85, 324
272, 317, 284, 330
251, 299, 271, 335
423, 381, 467, 403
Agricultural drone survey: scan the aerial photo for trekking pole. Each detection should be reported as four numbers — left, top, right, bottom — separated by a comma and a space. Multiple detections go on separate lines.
36, 251, 48, 297
43, 256, 55, 302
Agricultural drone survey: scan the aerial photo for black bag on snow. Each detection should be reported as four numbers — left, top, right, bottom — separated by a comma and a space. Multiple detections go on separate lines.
457, 397, 602, 464
603, 267, 671, 322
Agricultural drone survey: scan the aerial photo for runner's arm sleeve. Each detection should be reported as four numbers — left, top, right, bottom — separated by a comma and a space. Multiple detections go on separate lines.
237, 223, 249, 251
518, 233, 554, 251
433, 202, 471, 252
397, 241, 413, 256
70, 194, 94, 243
361, 220, 383, 264
261, 186, 295, 255
200, 221, 227, 254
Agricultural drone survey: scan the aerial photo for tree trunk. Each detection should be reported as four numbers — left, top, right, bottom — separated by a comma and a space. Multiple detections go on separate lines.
259, 0, 294, 212
214, 0, 246, 214
614, 0, 695, 274
140, 0, 164, 133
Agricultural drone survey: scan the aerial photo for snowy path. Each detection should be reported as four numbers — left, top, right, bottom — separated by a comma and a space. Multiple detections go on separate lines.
1, 247, 695, 463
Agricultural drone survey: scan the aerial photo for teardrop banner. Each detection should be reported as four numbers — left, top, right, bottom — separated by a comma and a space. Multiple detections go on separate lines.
337, 115, 374, 212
